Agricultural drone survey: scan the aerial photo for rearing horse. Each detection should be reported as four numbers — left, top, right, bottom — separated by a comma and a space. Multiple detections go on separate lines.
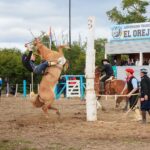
31, 39, 68, 115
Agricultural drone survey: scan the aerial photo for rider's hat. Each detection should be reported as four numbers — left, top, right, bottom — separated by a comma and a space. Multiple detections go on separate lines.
125, 68, 134, 74
140, 68, 148, 74
102, 59, 110, 63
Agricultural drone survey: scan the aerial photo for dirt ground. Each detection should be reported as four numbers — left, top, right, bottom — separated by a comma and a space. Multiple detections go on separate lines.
0, 95, 150, 150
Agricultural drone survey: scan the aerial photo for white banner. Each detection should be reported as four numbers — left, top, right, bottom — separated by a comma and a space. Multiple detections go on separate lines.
111, 22, 150, 41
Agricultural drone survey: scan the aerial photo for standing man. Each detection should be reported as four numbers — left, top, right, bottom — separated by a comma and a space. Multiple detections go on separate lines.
140, 68, 150, 123
125, 68, 139, 108
123, 68, 141, 121
0, 77, 2, 98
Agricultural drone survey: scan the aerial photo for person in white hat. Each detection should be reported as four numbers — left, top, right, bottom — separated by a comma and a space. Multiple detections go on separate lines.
140, 68, 150, 123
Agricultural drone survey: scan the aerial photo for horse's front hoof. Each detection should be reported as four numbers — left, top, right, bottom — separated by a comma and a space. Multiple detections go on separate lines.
42, 105, 48, 114
115, 103, 119, 108
56, 111, 61, 116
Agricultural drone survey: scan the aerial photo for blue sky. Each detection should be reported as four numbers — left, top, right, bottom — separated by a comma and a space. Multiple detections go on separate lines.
0, 0, 149, 51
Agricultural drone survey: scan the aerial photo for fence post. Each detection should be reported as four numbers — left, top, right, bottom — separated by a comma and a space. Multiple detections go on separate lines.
23, 80, 27, 98
15, 84, 18, 97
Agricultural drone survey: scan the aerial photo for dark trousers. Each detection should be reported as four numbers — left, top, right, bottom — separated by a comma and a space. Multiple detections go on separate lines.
0, 86, 1, 97
30, 61, 49, 74
129, 95, 138, 109
101, 75, 111, 82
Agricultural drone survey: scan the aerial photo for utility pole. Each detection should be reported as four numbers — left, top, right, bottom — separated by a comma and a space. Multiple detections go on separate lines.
69, 0, 71, 47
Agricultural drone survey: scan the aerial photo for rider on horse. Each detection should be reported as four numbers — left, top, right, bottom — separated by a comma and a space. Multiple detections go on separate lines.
100, 59, 114, 93
22, 44, 61, 74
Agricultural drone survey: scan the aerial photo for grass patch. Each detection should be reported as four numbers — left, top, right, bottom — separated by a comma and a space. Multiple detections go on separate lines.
47, 142, 81, 150
0, 139, 37, 150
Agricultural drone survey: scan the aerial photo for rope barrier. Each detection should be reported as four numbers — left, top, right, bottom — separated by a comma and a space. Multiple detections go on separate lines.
97, 93, 140, 97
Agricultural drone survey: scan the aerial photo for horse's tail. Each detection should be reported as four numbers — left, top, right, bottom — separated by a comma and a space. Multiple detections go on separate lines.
32, 95, 44, 108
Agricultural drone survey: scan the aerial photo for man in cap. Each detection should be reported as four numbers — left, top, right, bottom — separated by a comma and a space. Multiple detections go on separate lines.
122, 68, 142, 121
100, 59, 114, 93
140, 68, 150, 123
125, 68, 139, 107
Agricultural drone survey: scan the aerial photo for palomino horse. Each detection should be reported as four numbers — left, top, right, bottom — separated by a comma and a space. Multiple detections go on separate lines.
94, 67, 128, 109
31, 38, 68, 115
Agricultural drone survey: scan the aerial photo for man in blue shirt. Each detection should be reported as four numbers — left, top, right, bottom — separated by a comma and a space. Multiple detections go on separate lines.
0, 77, 2, 97
123, 68, 142, 121
125, 68, 139, 108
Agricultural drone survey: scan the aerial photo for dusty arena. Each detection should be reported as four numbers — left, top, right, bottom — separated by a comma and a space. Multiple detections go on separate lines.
0, 96, 150, 150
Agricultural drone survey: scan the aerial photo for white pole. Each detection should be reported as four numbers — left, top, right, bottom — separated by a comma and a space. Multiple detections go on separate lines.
139, 52, 143, 66
85, 16, 97, 121
15, 84, 18, 97
6, 82, 9, 97
104, 53, 107, 59
30, 84, 31, 98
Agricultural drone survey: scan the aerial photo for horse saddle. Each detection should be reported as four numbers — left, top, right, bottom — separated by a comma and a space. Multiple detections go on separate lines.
106, 76, 114, 81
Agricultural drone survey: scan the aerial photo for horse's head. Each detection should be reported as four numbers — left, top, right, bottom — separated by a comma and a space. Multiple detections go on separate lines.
95, 66, 101, 77
33, 38, 43, 55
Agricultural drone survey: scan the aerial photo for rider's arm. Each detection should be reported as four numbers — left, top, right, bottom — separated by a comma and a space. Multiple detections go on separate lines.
25, 44, 33, 61
121, 83, 127, 94
26, 51, 33, 61
128, 78, 138, 96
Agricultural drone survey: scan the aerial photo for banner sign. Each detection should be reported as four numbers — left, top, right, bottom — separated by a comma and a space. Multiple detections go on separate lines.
111, 22, 150, 41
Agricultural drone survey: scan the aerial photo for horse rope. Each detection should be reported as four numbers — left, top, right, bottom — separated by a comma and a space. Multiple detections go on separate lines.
97, 93, 139, 97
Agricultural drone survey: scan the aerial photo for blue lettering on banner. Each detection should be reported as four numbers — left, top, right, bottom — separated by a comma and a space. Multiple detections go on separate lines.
111, 22, 150, 41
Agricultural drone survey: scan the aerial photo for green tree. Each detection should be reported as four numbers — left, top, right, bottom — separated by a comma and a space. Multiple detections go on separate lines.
107, 0, 150, 24
63, 42, 86, 75
0, 48, 41, 90
95, 38, 107, 67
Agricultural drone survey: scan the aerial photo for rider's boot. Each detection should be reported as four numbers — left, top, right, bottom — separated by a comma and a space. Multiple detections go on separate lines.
100, 82, 105, 94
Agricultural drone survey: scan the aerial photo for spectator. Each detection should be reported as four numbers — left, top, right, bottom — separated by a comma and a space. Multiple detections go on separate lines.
131, 58, 135, 66
0, 77, 2, 97
10, 85, 16, 95
148, 59, 150, 66
140, 68, 150, 123
143, 59, 148, 65
135, 59, 140, 66
57, 76, 66, 97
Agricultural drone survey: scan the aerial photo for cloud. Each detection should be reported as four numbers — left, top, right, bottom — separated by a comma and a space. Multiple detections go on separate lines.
1, 0, 144, 51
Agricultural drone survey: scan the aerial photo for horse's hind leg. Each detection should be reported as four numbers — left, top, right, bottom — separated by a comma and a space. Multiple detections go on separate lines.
123, 100, 129, 111
43, 104, 60, 116
48, 105, 60, 116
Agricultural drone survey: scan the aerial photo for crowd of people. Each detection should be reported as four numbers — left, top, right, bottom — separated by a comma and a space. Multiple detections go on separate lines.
112, 58, 150, 66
